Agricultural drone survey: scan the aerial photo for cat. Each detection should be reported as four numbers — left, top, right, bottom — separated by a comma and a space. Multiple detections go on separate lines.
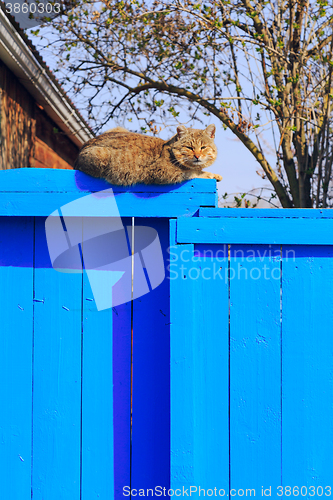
74, 124, 222, 186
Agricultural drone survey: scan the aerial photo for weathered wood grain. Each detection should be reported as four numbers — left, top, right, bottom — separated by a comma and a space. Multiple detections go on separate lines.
0, 216, 34, 500
282, 246, 333, 492
1, 167, 333, 499
177, 217, 333, 244
170, 239, 229, 492
81, 270, 114, 499
0, 191, 216, 217
199, 208, 333, 218
0, 63, 79, 171
32, 217, 81, 500
230, 244, 281, 498
112, 297, 132, 499
131, 218, 170, 492
0, 170, 217, 217
0, 168, 216, 193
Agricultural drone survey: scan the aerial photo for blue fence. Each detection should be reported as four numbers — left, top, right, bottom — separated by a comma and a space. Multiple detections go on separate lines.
0, 168, 332, 499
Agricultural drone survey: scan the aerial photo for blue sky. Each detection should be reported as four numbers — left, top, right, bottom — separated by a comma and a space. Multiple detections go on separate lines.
26, 27, 275, 207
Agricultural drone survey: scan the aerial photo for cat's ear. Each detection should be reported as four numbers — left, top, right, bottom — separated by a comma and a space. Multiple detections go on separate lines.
177, 125, 187, 139
204, 124, 216, 139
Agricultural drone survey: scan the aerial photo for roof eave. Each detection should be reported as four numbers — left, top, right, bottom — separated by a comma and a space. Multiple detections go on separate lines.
0, 8, 94, 147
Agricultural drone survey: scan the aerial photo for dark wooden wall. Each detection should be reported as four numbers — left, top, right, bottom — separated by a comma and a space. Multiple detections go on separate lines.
0, 60, 80, 171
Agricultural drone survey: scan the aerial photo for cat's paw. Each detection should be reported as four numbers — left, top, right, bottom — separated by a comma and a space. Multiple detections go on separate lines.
201, 172, 223, 182
213, 173, 223, 182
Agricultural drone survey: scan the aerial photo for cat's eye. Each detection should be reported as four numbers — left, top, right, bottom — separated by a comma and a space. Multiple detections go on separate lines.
186, 147, 194, 150
201, 146, 207, 150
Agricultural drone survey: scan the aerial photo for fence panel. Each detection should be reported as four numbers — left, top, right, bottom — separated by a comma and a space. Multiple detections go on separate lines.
230, 244, 282, 498
32, 217, 82, 500
81, 273, 114, 499
3, 169, 333, 498
170, 236, 229, 493
282, 245, 333, 494
131, 218, 171, 493
172, 214, 333, 495
0, 216, 34, 500
112, 296, 132, 498
110, 219, 132, 499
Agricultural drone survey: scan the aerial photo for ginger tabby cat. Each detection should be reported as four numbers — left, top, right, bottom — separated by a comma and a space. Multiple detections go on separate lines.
74, 124, 222, 186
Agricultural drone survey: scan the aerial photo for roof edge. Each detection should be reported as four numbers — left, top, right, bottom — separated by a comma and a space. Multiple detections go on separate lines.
0, 4, 94, 147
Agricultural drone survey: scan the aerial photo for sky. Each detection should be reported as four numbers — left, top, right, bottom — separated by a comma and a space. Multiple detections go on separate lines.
25, 25, 276, 208
100, 113, 275, 207
208, 121, 276, 207
100, 108, 277, 207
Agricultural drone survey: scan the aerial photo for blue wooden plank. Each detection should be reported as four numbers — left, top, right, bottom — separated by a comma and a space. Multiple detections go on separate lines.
80, 216, 132, 499
131, 218, 170, 492
169, 218, 177, 246
32, 217, 82, 500
230, 245, 281, 497
0, 168, 216, 194
170, 243, 195, 487
199, 208, 333, 219
177, 217, 333, 245
112, 300, 132, 499
81, 271, 114, 500
282, 246, 333, 494
0, 191, 216, 217
0, 216, 33, 500
170, 241, 229, 493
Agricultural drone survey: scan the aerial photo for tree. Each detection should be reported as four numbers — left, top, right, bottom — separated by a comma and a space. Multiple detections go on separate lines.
36, 0, 333, 207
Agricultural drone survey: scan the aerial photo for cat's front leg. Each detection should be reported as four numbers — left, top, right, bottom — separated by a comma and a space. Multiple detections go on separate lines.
189, 171, 223, 182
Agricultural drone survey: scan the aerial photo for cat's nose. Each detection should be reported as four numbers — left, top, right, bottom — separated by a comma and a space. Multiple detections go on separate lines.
194, 154, 200, 160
